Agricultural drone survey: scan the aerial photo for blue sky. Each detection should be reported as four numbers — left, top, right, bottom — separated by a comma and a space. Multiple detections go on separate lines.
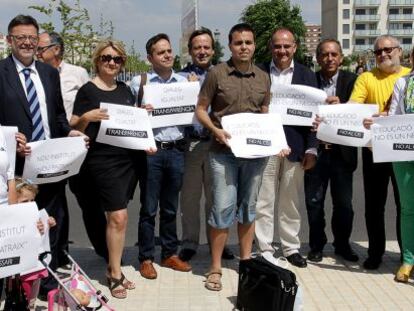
0, 0, 320, 58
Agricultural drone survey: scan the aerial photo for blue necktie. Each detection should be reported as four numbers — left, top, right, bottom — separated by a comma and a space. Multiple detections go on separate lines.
23, 68, 45, 141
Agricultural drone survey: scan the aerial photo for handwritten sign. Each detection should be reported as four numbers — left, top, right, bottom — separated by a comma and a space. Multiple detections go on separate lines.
221, 113, 288, 158
0, 202, 41, 278
143, 81, 200, 128
270, 84, 326, 126
96, 103, 156, 150
371, 114, 414, 163
317, 104, 378, 147
23, 137, 87, 184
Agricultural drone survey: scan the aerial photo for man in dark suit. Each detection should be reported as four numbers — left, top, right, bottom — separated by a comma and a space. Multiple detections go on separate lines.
255, 27, 318, 268
305, 39, 359, 263
0, 15, 84, 295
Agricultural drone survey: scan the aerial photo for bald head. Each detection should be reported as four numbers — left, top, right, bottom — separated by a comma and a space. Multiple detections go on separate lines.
270, 28, 297, 70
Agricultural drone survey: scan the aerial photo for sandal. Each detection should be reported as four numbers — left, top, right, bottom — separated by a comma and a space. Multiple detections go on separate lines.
106, 267, 135, 290
204, 271, 222, 291
107, 275, 127, 299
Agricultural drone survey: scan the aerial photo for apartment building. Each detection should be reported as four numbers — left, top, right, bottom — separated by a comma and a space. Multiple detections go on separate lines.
322, 0, 414, 55
0, 33, 7, 57
304, 24, 321, 56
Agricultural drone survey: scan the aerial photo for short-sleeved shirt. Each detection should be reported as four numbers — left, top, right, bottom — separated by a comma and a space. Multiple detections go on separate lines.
72, 81, 135, 156
199, 59, 270, 151
350, 66, 411, 112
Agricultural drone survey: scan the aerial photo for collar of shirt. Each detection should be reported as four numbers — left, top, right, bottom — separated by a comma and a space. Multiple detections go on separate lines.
320, 71, 339, 89
13, 55, 38, 75
227, 59, 255, 77
148, 70, 180, 84
58, 60, 66, 73
270, 59, 294, 76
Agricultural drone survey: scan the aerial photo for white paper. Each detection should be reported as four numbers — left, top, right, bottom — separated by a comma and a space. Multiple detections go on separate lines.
317, 104, 378, 147
143, 81, 200, 128
21, 209, 51, 275
96, 103, 156, 150
0, 202, 41, 278
222, 113, 288, 158
371, 114, 414, 163
270, 84, 327, 126
2, 126, 18, 178
23, 136, 87, 184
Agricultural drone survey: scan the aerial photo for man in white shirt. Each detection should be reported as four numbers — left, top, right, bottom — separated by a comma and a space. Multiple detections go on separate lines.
37, 32, 89, 121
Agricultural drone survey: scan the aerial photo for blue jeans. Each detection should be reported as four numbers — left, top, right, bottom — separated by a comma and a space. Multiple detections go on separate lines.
304, 147, 354, 252
138, 148, 184, 261
208, 151, 267, 229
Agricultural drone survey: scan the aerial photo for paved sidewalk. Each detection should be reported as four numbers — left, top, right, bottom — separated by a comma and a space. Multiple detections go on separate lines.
33, 240, 413, 311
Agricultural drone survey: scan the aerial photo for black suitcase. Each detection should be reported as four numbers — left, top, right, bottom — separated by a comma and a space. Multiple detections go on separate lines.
236, 256, 298, 311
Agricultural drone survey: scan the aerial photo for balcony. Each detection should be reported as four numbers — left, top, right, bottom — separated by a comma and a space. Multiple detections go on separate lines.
388, 28, 414, 35
354, 0, 380, 6
389, 0, 414, 6
353, 44, 372, 52
354, 29, 381, 36
354, 14, 380, 21
388, 14, 414, 21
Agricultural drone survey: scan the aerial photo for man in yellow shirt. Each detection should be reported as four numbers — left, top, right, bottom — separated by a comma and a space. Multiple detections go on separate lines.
350, 35, 410, 270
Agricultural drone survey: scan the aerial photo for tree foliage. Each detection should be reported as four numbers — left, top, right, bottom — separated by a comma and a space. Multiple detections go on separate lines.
240, 0, 307, 64
124, 40, 151, 74
212, 40, 224, 65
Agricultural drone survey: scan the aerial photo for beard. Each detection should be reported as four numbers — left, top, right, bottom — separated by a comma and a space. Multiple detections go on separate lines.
377, 58, 400, 74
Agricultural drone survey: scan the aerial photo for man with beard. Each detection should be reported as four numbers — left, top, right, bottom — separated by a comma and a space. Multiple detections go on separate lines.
350, 35, 410, 269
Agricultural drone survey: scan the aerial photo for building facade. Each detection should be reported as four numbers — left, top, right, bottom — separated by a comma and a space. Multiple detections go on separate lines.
0, 33, 7, 58
322, 0, 414, 55
304, 24, 321, 57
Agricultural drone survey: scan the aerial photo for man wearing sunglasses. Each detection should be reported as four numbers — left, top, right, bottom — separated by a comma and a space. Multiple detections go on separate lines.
0, 14, 85, 297
36, 32, 89, 121
350, 35, 410, 270
36, 31, 90, 268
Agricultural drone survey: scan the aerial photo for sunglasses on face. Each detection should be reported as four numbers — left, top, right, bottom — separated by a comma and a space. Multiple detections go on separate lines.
100, 54, 125, 64
37, 44, 57, 53
9, 34, 39, 44
373, 46, 399, 56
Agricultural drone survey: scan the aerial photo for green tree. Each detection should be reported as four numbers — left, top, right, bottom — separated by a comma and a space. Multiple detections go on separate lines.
240, 0, 307, 64
173, 55, 181, 71
212, 40, 224, 65
124, 41, 151, 75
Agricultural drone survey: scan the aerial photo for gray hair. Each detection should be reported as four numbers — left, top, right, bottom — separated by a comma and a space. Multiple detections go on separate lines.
43, 31, 64, 59
373, 35, 400, 51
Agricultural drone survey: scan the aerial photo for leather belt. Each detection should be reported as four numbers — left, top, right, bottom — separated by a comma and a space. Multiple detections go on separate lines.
155, 139, 186, 150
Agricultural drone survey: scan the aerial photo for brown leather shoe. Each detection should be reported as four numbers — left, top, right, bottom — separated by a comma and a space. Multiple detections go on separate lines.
161, 255, 192, 272
139, 260, 157, 279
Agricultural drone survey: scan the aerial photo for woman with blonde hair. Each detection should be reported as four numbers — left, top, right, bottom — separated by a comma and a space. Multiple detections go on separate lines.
70, 40, 142, 298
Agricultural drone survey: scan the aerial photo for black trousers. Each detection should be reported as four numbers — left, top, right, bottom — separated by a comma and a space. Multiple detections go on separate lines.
305, 146, 354, 252
37, 180, 68, 293
362, 148, 401, 260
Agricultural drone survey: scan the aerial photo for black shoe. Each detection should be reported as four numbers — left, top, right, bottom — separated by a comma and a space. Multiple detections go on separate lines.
335, 248, 359, 262
363, 257, 382, 270
178, 248, 196, 262
286, 253, 307, 268
307, 250, 323, 262
222, 247, 235, 260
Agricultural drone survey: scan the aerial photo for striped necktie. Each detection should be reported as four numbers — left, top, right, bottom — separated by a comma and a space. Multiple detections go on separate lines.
22, 68, 45, 141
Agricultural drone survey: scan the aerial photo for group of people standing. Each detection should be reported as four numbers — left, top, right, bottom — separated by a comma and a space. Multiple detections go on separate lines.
0, 12, 412, 305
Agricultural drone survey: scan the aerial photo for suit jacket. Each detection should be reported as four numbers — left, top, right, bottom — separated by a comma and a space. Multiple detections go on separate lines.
316, 69, 358, 172
0, 55, 71, 173
259, 61, 319, 162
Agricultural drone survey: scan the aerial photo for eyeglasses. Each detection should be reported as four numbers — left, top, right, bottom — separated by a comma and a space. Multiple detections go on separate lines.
37, 44, 57, 53
100, 54, 125, 64
9, 34, 39, 44
373, 46, 400, 56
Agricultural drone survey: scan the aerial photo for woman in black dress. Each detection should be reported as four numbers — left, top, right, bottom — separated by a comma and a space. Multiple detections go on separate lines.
70, 40, 140, 299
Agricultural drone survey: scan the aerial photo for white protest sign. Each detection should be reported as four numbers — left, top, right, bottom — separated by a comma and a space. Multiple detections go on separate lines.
2, 126, 17, 178
22, 209, 51, 275
96, 103, 156, 150
270, 84, 326, 126
23, 136, 87, 184
143, 81, 200, 128
0, 202, 41, 278
222, 113, 288, 158
371, 114, 414, 163
317, 104, 378, 147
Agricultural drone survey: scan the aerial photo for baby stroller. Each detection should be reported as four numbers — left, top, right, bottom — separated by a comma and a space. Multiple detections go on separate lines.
40, 252, 115, 311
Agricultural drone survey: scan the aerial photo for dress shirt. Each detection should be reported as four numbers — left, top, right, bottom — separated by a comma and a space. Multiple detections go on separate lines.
320, 71, 339, 97
130, 70, 187, 142
58, 61, 89, 121
13, 55, 50, 139
270, 59, 316, 156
